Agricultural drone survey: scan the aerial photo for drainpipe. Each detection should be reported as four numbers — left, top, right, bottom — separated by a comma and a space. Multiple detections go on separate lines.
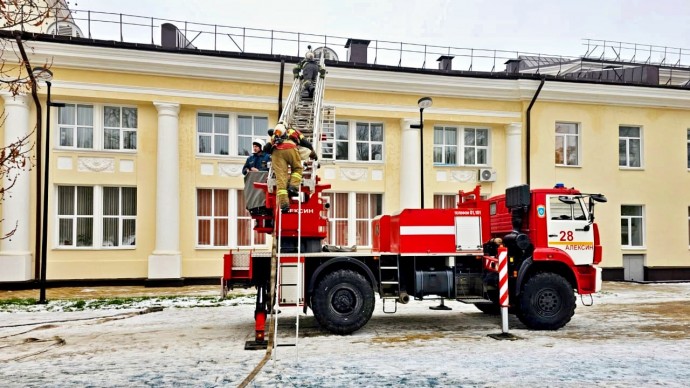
278, 60, 284, 118
525, 77, 545, 186
15, 33, 43, 280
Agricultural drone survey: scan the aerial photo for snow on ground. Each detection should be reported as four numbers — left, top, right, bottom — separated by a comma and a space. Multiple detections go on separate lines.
1, 282, 690, 387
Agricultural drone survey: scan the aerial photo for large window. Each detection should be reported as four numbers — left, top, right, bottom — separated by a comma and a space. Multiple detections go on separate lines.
197, 113, 229, 156
555, 122, 579, 166
621, 205, 644, 247
57, 186, 137, 248
322, 192, 382, 247
196, 189, 267, 247
433, 194, 458, 209
433, 126, 489, 166
197, 113, 268, 156
322, 121, 383, 162
619, 126, 642, 168
58, 104, 137, 151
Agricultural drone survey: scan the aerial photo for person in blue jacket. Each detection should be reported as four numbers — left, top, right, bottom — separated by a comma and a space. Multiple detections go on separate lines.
242, 138, 270, 175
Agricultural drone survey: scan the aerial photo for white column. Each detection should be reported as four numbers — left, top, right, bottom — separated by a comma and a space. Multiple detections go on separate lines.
0, 93, 33, 281
399, 119, 420, 209
506, 122, 523, 188
148, 102, 182, 279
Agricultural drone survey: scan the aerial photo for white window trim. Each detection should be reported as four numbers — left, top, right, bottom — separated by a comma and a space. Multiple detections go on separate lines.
326, 120, 385, 163
433, 125, 491, 167
195, 110, 269, 158
54, 102, 138, 153
55, 185, 137, 250
195, 188, 270, 249
555, 122, 581, 167
619, 125, 644, 170
621, 205, 645, 249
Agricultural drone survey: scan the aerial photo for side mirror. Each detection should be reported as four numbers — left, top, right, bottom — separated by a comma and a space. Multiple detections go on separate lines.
591, 194, 607, 203
558, 196, 576, 205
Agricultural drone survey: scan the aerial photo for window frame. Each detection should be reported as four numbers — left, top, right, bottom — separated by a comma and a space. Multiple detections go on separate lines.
686, 129, 689, 170
433, 194, 458, 209
196, 111, 269, 158
56, 185, 137, 249
322, 192, 383, 248
433, 125, 491, 167
56, 102, 138, 152
555, 122, 580, 167
620, 205, 645, 248
619, 125, 644, 169
321, 120, 385, 163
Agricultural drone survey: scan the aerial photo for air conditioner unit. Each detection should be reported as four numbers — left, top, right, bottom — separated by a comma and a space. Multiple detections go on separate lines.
478, 168, 497, 182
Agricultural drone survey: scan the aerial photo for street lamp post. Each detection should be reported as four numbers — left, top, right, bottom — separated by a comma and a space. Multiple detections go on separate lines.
410, 97, 433, 209
32, 67, 65, 304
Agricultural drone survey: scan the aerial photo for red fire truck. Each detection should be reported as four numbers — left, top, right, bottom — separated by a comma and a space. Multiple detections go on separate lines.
224, 182, 607, 345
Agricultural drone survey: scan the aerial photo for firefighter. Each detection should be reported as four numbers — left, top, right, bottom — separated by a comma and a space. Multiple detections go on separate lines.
242, 138, 270, 175
242, 138, 271, 216
265, 122, 317, 213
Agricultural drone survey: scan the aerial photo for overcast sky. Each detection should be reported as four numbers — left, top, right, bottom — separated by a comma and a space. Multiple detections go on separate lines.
72, 0, 690, 66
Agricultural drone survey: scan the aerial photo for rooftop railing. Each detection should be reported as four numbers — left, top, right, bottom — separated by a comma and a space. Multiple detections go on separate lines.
8, 6, 690, 86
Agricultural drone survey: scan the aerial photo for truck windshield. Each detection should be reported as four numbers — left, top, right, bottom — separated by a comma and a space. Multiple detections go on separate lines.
550, 196, 587, 220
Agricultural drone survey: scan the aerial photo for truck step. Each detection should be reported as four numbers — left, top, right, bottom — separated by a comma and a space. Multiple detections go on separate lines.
456, 296, 492, 304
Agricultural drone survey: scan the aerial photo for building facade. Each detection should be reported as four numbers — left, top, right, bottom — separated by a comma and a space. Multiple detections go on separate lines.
1, 14, 690, 285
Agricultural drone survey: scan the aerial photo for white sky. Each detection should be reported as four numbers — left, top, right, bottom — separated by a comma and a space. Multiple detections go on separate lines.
73, 0, 690, 55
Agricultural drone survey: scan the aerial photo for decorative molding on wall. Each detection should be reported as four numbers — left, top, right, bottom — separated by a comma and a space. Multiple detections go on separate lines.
371, 170, 383, 181
340, 168, 368, 181
450, 170, 477, 182
200, 163, 214, 176
218, 163, 243, 177
119, 160, 135, 173
57, 157, 73, 170
77, 157, 115, 173
324, 168, 337, 180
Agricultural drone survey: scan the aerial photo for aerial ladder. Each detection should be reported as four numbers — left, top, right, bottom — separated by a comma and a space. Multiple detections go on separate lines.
230, 51, 333, 361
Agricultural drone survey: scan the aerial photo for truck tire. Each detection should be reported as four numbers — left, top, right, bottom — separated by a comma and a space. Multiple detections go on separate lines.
517, 272, 575, 330
312, 269, 375, 335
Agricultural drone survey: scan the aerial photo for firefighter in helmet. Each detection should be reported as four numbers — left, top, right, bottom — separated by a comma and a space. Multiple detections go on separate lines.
265, 122, 317, 213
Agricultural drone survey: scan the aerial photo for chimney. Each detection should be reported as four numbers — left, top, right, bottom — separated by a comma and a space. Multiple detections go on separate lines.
345, 39, 371, 63
505, 59, 523, 74
437, 55, 454, 70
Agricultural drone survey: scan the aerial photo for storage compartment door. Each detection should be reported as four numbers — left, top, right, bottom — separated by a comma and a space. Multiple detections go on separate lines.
455, 216, 482, 251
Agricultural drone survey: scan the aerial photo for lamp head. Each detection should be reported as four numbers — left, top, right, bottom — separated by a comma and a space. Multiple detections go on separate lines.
31, 67, 54, 82
417, 96, 433, 110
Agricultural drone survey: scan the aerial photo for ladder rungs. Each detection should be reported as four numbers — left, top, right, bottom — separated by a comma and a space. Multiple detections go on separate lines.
380, 266, 398, 269
381, 281, 399, 284
276, 343, 297, 347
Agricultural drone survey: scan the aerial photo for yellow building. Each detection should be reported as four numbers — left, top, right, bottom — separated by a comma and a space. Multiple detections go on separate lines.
1, 7, 689, 286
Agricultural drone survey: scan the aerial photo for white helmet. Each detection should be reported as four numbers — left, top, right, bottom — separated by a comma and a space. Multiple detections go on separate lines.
274, 123, 287, 137
305, 51, 315, 60
252, 138, 265, 148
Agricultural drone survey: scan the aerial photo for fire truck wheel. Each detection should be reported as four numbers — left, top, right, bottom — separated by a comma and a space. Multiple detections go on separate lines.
517, 273, 576, 330
312, 269, 375, 335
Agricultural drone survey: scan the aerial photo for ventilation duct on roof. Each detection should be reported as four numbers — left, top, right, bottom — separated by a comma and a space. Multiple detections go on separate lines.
47, 21, 83, 38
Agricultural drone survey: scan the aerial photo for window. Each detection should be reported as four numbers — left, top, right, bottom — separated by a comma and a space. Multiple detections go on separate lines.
549, 197, 586, 220
197, 189, 229, 246
196, 113, 268, 156
237, 115, 268, 156
197, 113, 229, 155
322, 192, 382, 247
322, 121, 383, 162
433, 126, 489, 166
196, 189, 268, 247
58, 104, 93, 149
619, 126, 642, 168
57, 104, 137, 151
433, 194, 458, 209
433, 127, 457, 165
621, 205, 644, 247
104, 106, 137, 150
57, 186, 137, 248
555, 122, 579, 166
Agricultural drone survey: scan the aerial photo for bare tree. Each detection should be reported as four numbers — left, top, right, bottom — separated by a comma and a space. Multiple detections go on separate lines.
0, 0, 66, 239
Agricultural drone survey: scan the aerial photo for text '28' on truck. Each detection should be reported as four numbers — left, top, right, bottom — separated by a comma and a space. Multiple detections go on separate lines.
224, 182, 607, 343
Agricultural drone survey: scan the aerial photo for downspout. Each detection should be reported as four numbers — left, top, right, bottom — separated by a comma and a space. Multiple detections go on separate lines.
525, 77, 545, 186
278, 60, 285, 118
15, 32, 43, 280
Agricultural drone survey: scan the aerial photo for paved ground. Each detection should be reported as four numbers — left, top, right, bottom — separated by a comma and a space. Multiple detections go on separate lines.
0, 284, 223, 300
